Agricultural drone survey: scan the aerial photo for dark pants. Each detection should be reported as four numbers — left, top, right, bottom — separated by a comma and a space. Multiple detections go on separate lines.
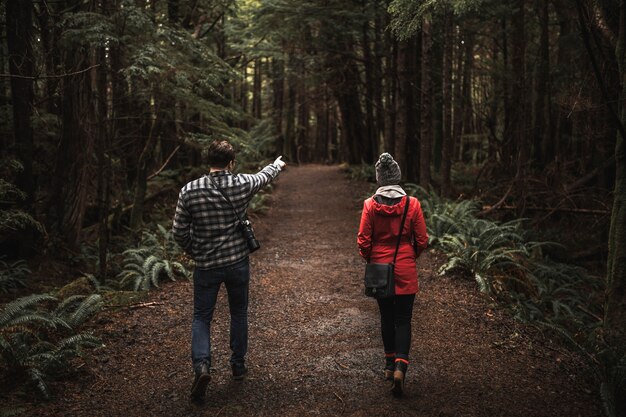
376, 294, 416, 361
191, 257, 250, 371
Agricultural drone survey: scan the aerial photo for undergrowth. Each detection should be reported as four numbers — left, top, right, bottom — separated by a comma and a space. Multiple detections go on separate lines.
0, 258, 30, 293
405, 183, 619, 416
116, 224, 191, 291
0, 293, 102, 399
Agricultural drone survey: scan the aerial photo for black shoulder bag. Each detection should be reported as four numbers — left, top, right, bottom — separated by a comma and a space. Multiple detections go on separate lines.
363, 195, 410, 298
209, 175, 261, 253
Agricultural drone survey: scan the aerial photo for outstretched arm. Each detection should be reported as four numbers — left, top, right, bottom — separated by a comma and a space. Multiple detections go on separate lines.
239, 156, 285, 195
357, 200, 373, 261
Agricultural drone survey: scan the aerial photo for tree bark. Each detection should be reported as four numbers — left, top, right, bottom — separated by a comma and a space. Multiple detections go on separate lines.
56, 49, 93, 247
420, 16, 433, 187
93, 21, 110, 282
441, 11, 454, 196
129, 94, 159, 231
332, 38, 367, 165
605, 6, 626, 413
271, 56, 285, 155
285, 53, 297, 161
512, 0, 528, 216
384, 37, 397, 155
252, 58, 262, 119
532, 0, 550, 168
363, 14, 377, 162
6, 0, 35, 201
394, 37, 417, 180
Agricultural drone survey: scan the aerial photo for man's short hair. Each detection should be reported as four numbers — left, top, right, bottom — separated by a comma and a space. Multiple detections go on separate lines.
207, 140, 236, 168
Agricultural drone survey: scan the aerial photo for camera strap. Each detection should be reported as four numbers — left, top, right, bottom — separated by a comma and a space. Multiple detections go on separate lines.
208, 174, 246, 226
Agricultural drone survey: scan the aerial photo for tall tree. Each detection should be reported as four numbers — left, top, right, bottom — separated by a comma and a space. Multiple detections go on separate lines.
441, 10, 454, 196
6, 0, 35, 201
420, 15, 433, 187
605, 1, 626, 412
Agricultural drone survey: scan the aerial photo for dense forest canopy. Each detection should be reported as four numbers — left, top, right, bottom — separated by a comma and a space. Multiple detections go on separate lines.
1, 0, 625, 414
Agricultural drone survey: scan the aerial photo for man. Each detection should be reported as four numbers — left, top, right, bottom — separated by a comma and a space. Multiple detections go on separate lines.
172, 140, 285, 401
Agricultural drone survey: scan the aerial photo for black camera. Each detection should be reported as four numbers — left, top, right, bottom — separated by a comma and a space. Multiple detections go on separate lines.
241, 220, 260, 253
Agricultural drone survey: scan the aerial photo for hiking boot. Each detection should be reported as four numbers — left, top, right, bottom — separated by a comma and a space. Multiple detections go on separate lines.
232, 362, 248, 380
190, 363, 211, 401
392, 360, 408, 397
384, 355, 395, 381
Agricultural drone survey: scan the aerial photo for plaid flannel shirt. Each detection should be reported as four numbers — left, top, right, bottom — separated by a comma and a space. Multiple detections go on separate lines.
172, 163, 281, 269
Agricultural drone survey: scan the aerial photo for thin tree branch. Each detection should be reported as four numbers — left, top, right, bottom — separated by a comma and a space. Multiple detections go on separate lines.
0, 64, 100, 79
147, 145, 181, 180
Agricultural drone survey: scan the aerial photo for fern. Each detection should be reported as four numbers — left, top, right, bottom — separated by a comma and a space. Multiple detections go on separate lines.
117, 226, 191, 291
0, 258, 30, 293
0, 293, 102, 399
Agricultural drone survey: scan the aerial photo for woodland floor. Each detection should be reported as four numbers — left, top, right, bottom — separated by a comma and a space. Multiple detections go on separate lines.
28, 165, 600, 417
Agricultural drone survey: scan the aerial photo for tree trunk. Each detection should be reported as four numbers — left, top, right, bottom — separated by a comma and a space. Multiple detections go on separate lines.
384, 37, 397, 155
37, 1, 60, 115
56, 49, 93, 247
605, 5, 626, 413
512, 0, 528, 216
332, 38, 367, 165
420, 16, 433, 187
363, 15, 377, 162
93, 30, 110, 282
452, 26, 464, 169
460, 30, 475, 159
532, 0, 550, 168
432, 17, 444, 174
167, 0, 179, 23
253, 58, 262, 119
373, 2, 384, 155
501, 17, 514, 167
394, 37, 417, 180
6, 0, 35, 201
441, 11, 454, 196
271, 57, 285, 155
129, 93, 159, 231
285, 53, 297, 161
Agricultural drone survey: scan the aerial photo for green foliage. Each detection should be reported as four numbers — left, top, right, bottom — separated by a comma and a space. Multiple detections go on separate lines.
0, 294, 102, 399
410, 185, 619, 414
406, 185, 597, 326
345, 163, 376, 182
437, 218, 529, 293
0, 160, 45, 237
387, 0, 487, 40
117, 225, 190, 291
0, 258, 29, 293
510, 259, 601, 325
249, 185, 272, 214
404, 183, 479, 246
0, 407, 25, 417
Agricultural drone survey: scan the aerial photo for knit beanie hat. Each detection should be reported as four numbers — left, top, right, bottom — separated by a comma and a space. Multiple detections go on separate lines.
375, 153, 401, 186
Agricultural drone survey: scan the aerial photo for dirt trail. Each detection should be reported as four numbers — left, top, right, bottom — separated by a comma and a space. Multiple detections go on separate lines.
36, 165, 599, 417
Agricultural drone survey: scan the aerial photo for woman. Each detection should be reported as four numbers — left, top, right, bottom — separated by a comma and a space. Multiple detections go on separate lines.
357, 152, 428, 396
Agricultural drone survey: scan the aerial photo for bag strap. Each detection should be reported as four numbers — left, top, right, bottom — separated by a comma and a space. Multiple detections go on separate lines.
392, 196, 410, 265
208, 175, 245, 226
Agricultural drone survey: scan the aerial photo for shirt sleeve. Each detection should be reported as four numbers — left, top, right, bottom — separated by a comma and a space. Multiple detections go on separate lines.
172, 190, 193, 255
238, 163, 282, 196
357, 199, 373, 260
412, 197, 428, 256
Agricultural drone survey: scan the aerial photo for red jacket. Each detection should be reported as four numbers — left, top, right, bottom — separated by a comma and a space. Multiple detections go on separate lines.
357, 195, 428, 295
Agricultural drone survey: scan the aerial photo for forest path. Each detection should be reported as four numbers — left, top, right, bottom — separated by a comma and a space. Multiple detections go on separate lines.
37, 165, 599, 417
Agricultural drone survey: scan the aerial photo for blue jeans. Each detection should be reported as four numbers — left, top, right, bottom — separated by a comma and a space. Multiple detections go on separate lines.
191, 257, 250, 371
